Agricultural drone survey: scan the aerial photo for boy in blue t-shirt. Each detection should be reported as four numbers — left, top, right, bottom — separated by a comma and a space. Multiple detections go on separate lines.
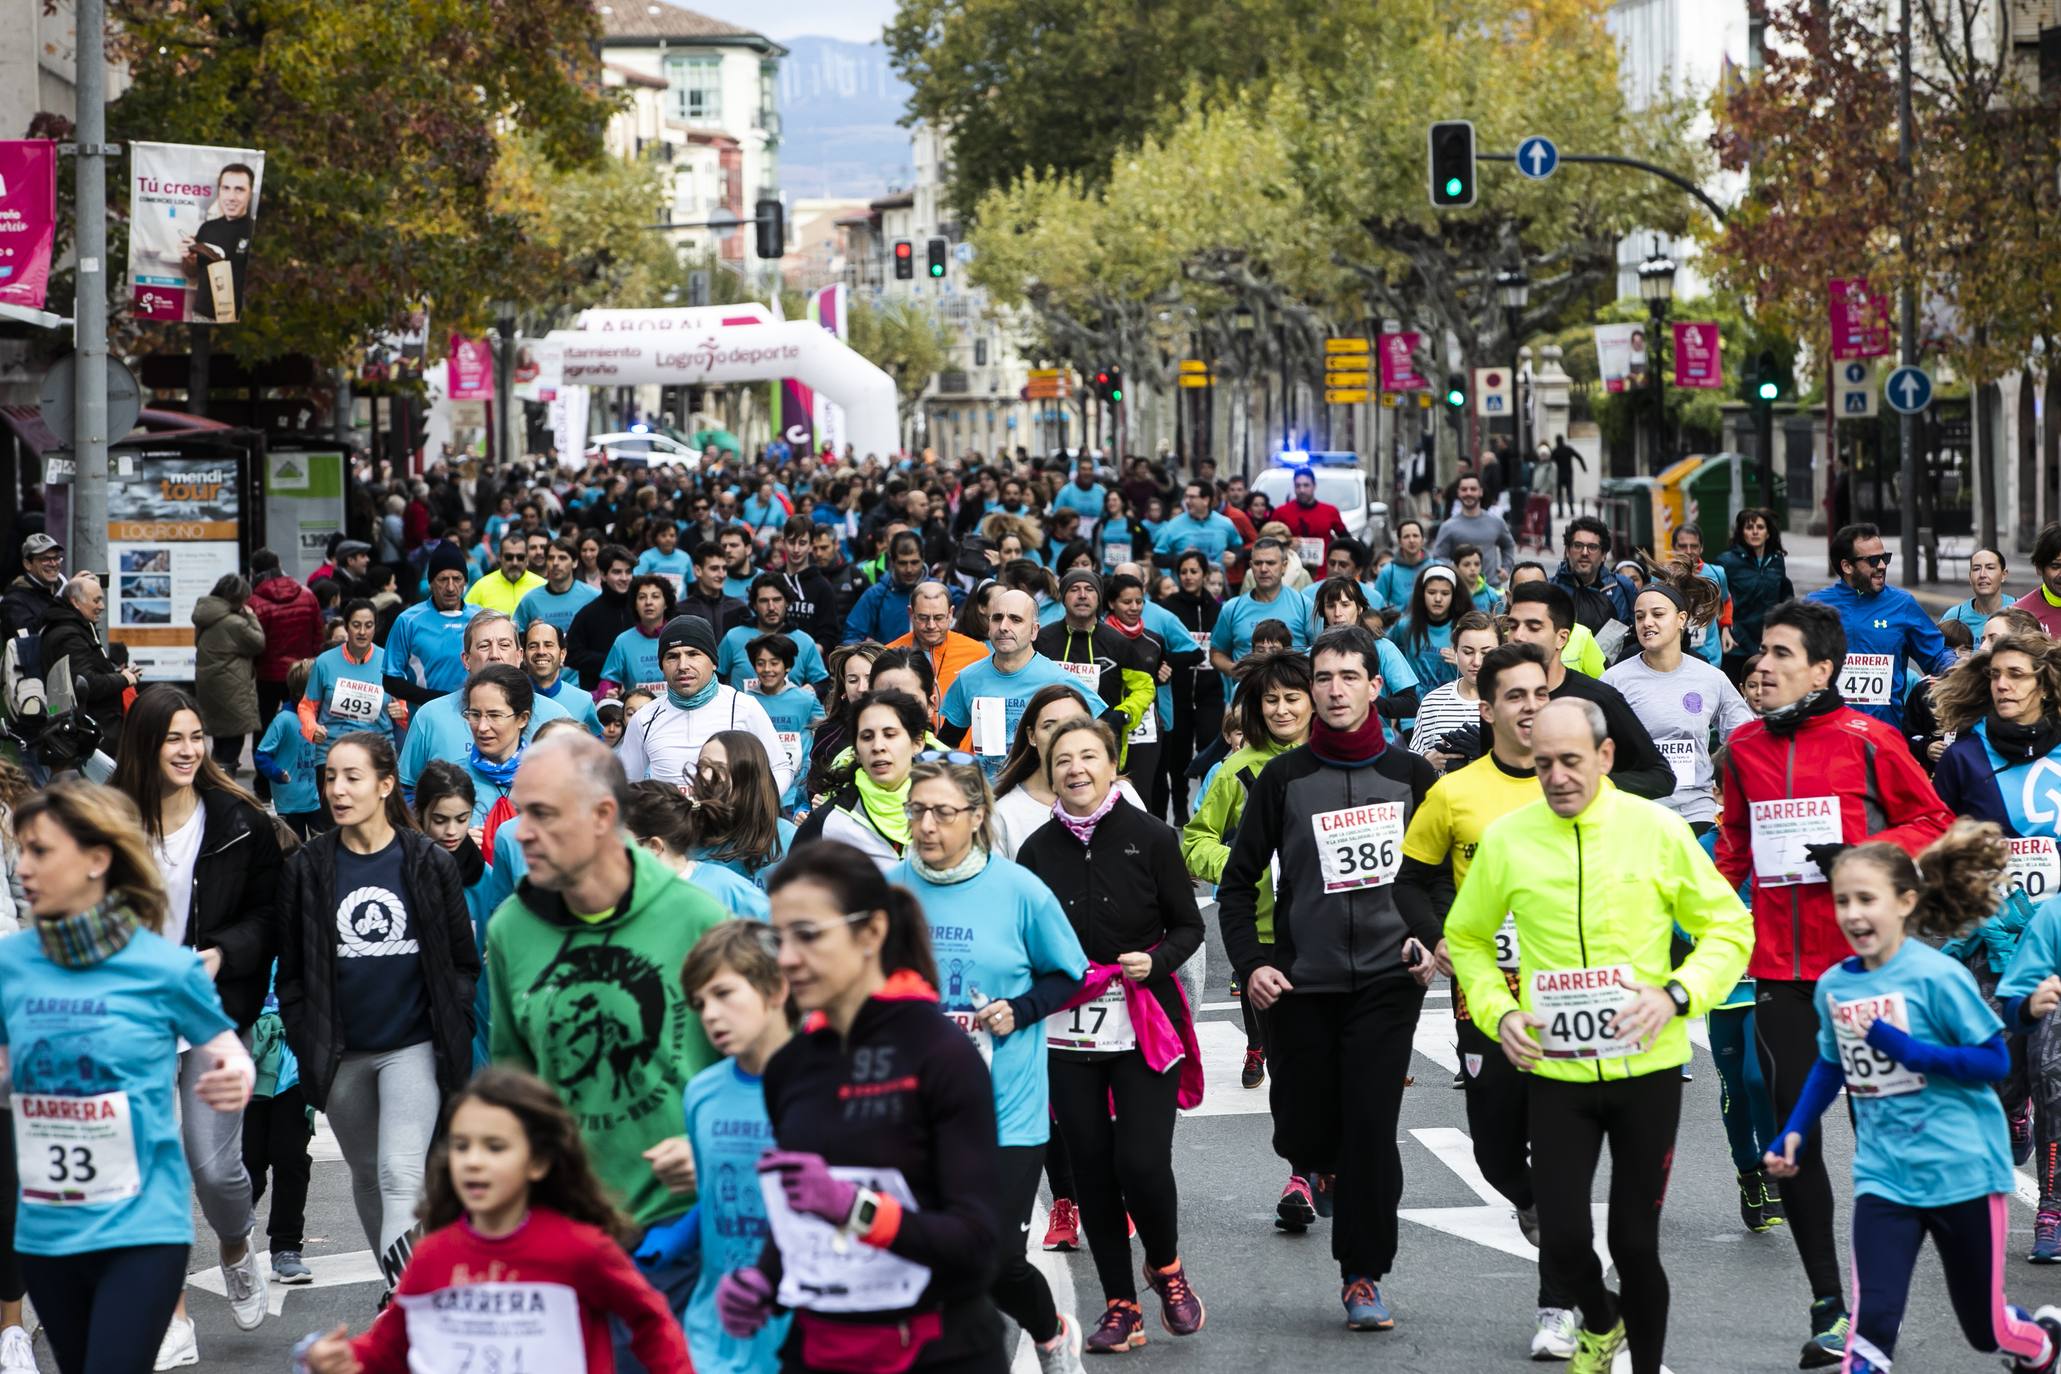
747, 633, 826, 815
254, 659, 326, 838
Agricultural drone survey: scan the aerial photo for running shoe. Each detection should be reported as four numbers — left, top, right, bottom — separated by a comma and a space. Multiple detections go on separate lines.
1311, 1172, 1335, 1218
1738, 1168, 1786, 1234
1143, 1257, 1205, 1336
1516, 1205, 1541, 1248
1084, 1301, 1145, 1355
1341, 1277, 1393, 1331
1044, 1198, 1081, 1252
0, 1325, 36, 1374
222, 1233, 269, 1331
1276, 1175, 1316, 1232
2014, 1101, 2036, 1166
1566, 1317, 1625, 1374
1126, 1213, 1136, 1239
2034, 1210, 2061, 1264
1241, 1047, 1266, 1089
2016, 1306, 2061, 1373
1531, 1306, 1578, 1361
153, 1316, 199, 1370
272, 1249, 314, 1284
1035, 1311, 1087, 1374
1799, 1296, 1849, 1368
1451, 1067, 1467, 1090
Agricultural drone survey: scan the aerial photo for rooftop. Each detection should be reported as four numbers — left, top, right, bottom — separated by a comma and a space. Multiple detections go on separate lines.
595, 1, 786, 53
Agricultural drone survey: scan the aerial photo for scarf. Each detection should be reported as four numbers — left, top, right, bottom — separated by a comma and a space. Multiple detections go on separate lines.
913, 844, 989, 886
38, 895, 140, 969
1310, 711, 1388, 767
1052, 785, 1122, 844
469, 741, 525, 787
1763, 687, 1844, 737
1104, 612, 1145, 640
667, 676, 720, 712
853, 769, 912, 848
1985, 711, 2061, 764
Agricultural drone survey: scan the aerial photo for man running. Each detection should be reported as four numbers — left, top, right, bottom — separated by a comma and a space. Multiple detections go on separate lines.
1713, 598, 1953, 1365
1219, 624, 1441, 1332
1447, 699, 1752, 1374
1806, 522, 1956, 731
939, 589, 1099, 782
618, 614, 789, 792
887, 581, 990, 727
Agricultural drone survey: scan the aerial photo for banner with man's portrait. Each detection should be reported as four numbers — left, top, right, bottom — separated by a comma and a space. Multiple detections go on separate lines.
129, 141, 266, 324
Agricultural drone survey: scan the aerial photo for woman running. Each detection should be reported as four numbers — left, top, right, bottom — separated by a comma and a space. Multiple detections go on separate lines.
1714, 508, 1790, 680
692, 731, 796, 888
1, 781, 254, 1374
458, 664, 533, 846
598, 574, 678, 701
412, 761, 513, 1069
806, 641, 884, 801
1018, 718, 1206, 1353
622, 780, 771, 918
715, 841, 1007, 1372
792, 690, 925, 871
1102, 572, 1167, 793
1408, 611, 1500, 771
1394, 564, 1461, 691
893, 759, 1091, 1373
1602, 573, 1752, 830
278, 731, 479, 1292
300, 598, 407, 787
991, 685, 1145, 860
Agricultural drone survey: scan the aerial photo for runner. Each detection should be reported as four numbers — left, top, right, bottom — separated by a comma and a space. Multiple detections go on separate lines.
1504, 583, 1677, 800
1766, 828, 2061, 1374
939, 589, 1099, 782
1713, 598, 1954, 1365
1393, 564, 1462, 690
464, 530, 546, 615
991, 684, 1146, 859
1806, 523, 1957, 731
396, 611, 570, 799
513, 535, 601, 639
620, 780, 771, 918
566, 545, 640, 687
687, 731, 795, 889
894, 758, 1091, 1374
1157, 550, 1225, 825
412, 761, 514, 1068
383, 545, 473, 709
807, 642, 886, 801
1602, 575, 1753, 827
1, 782, 255, 1374
1101, 571, 1172, 795
1035, 569, 1155, 761
1218, 625, 1440, 1332
886, 582, 989, 726
458, 664, 534, 833
617, 615, 791, 794
714, 841, 1008, 1371
299, 599, 407, 788
744, 633, 825, 811
1017, 718, 1206, 1351
1406, 610, 1500, 772
1446, 698, 1752, 1374
717, 575, 828, 693
792, 690, 925, 870
522, 619, 604, 738
598, 575, 678, 701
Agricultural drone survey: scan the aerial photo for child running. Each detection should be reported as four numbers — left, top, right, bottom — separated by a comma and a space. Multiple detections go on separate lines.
1765, 821, 2061, 1374
297, 1066, 689, 1374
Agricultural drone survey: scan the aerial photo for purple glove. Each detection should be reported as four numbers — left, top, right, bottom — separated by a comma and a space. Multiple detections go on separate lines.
758, 1149, 858, 1225
716, 1267, 776, 1338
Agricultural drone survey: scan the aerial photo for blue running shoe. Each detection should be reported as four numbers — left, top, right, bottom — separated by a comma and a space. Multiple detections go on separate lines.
1799, 1297, 1847, 1368
2032, 1210, 2061, 1263
1342, 1277, 1392, 1331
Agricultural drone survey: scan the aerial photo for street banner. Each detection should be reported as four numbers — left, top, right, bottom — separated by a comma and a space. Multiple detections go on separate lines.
128, 141, 265, 324
262, 451, 345, 582
0, 140, 57, 310
1829, 278, 1891, 360
447, 335, 493, 400
1673, 322, 1722, 389
1596, 323, 1648, 394
1378, 331, 1426, 391
513, 337, 564, 403
108, 454, 244, 679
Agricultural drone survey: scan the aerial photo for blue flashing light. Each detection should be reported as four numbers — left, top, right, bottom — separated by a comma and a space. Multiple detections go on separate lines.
630, 422, 650, 433
1275, 449, 1311, 465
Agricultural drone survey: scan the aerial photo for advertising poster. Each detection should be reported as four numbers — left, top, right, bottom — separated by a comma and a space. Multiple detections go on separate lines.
513, 337, 564, 403
262, 451, 345, 582
448, 335, 493, 400
128, 141, 265, 324
1673, 322, 1722, 389
108, 454, 244, 679
0, 140, 57, 310
1378, 331, 1426, 392
1829, 278, 1891, 360
1596, 323, 1647, 394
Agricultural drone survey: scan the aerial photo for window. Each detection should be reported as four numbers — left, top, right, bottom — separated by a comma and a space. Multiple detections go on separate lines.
666, 55, 723, 124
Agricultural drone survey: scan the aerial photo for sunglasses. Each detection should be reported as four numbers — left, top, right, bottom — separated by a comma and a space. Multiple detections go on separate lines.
1853, 553, 1893, 569
917, 749, 978, 766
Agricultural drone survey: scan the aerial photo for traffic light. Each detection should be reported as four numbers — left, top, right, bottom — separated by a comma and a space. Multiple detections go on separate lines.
893, 240, 913, 280
926, 237, 948, 279
1428, 120, 1477, 209
1443, 372, 1467, 409
1105, 366, 1123, 404
754, 197, 785, 259
1749, 350, 1784, 405
1092, 368, 1111, 400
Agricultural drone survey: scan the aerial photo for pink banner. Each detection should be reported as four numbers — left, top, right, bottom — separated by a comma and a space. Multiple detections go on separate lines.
1672, 322, 1721, 389
1378, 331, 1426, 391
1829, 278, 1890, 360
0, 140, 57, 310
447, 335, 493, 400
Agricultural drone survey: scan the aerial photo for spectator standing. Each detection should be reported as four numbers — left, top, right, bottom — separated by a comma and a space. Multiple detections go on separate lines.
193, 573, 267, 775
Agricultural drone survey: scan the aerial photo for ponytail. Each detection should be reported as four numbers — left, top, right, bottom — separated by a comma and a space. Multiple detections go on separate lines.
1829, 819, 2009, 941
769, 839, 939, 987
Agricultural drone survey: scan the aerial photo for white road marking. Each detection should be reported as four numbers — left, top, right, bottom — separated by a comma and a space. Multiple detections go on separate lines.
188, 1249, 382, 1316
1008, 1200, 1076, 1373
1182, 1019, 1274, 1117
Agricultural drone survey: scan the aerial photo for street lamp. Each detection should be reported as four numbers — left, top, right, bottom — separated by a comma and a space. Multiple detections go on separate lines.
1494, 268, 1530, 475
1637, 250, 1676, 471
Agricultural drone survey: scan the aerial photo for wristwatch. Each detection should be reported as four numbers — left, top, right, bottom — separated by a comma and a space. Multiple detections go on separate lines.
1663, 980, 1692, 1018
845, 1187, 881, 1236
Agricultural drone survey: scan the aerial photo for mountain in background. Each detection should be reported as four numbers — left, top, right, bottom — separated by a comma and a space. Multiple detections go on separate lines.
777, 36, 914, 199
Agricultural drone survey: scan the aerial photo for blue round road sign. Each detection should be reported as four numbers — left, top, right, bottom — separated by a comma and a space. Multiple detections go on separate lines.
1884, 365, 1932, 415
1516, 136, 1559, 180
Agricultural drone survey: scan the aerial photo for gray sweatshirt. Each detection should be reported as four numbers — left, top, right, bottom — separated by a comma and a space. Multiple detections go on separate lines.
1430, 510, 1518, 583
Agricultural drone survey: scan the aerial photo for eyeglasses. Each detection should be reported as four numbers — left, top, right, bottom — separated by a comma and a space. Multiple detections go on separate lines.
771, 910, 876, 947
1854, 553, 1893, 569
463, 709, 518, 725
917, 749, 977, 765
1568, 540, 1604, 554
903, 801, 977, 824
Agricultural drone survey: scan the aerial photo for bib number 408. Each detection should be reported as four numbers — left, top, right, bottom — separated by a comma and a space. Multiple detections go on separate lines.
1548, 1007, 1617, 1046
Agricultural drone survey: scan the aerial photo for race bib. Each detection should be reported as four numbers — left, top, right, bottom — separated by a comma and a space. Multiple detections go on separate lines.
741, 677, 762, 694
1057, 659, 1102, 687
1102, 541, 1131, 572
1494, 914, 1520, 972
401, 1282, 585, 1374
1128, 711, 1158, 745
1047, 984, 1137, 1054
763, 1167, 931, 1314
1830, 991, 1925, 1097
661, 572, 685, 596
1311, 802, 1404, 893
1297, 537, 1326, 567
635, 680, 667, 697
1749, 796, 1843, 886
1188, 630, 1211, 653
1838, 652, 1894, 707
970, 697, 1008, 756
2008, 837, 2060, 902
1657, 738, 1699, 792
776, 731, 803, 771
15, 1091, 142, 1207
1689, 621, 1710, 649
1531, 965, 1638, 1060
943, 1009, 994, 1067
328, 676, 382, 725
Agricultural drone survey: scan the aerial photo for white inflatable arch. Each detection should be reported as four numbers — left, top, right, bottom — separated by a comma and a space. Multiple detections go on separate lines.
551, 305, 899, 457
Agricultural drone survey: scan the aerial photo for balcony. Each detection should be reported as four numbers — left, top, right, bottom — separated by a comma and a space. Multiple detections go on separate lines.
756, 109, 782, 138
937, 370, 970, 395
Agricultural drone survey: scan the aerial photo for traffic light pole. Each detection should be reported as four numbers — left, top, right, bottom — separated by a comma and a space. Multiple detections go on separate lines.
72, 0, 110, 594
1896, 0, 1918, 577
1475, 153, 1728, 224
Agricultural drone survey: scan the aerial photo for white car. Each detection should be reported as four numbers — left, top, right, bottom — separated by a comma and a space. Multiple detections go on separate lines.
585, 430, 702, 468
1251, 454, 1389, 562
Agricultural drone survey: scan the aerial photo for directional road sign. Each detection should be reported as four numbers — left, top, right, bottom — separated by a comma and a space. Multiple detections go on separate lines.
1515, 135, 1559, 181
1835, 360, 1876, 418
1885, 365, 1933, 415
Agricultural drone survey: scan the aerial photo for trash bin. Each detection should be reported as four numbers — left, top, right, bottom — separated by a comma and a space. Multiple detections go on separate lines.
1682, 452, 1787, 553
1652, 456, 1704, 553
1598, 476, 1658, 558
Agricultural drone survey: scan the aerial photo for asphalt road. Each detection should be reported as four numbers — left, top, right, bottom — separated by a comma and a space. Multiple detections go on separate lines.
92, 900, 2061, 1373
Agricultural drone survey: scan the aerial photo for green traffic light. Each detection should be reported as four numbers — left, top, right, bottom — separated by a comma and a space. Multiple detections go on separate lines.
1444, 177, 1462, 197
1446, 389, 1464, 407
1756, 381, 1779, 401
1109, 389, 1122, 402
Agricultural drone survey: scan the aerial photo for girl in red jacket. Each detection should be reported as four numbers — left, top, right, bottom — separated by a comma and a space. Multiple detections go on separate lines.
296, 1067, 689, 1374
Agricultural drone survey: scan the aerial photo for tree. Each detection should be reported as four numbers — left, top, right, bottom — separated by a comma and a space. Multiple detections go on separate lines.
846, 296, 953, 427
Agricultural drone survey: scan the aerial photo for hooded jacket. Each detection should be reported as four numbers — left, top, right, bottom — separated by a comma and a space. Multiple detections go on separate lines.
0, 573, 62, 641
37, 596, 125, 734
1549, 560, 1638, 633
184, 787, 288, 1028
248, 574, 324, 685
566, 582, 638, 686
192, 595, 265, 736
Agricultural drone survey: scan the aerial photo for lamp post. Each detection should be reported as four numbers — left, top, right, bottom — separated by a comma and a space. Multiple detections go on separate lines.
1637, 250, 1676, 472
1233, 307, 1256, 476
1495, 268, 1531, 470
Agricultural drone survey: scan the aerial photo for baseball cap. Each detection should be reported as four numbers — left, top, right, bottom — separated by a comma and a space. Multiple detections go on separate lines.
21, 534, 61, 560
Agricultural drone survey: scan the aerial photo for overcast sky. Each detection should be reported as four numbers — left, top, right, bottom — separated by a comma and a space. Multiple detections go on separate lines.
691, 0, 896, 43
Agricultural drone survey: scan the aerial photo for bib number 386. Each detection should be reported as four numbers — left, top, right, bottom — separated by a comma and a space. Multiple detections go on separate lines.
1311, 803, 1404, 894
14, 1091, 142, 1206
1530, 965, 1638, 1060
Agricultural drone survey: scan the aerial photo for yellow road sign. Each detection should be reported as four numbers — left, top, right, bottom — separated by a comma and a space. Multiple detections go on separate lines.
1325, 338, 1371, 354
1325, 388, 1369, 404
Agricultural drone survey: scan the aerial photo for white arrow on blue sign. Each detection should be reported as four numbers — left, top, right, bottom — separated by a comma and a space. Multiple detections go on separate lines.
1885, 365, 1933, 415
1516, 136, 1559, 180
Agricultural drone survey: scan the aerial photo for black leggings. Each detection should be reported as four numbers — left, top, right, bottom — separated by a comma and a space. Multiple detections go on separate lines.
23, 1244, 189, 1374
1044, 1123, 1075, 1202
244, 1083, 313, 1252
1755, 979, 1844, 1301
1048, 1051, 1181, 1302
1122, 742, 1161, 817
1528, 1071, 1681, 1374
0, 1112, 19, 1303
211, 732, 245, 774
993, 1144, 1061, 1344
1158, 688, 1222, 824
1458, 1021, 1571, 1309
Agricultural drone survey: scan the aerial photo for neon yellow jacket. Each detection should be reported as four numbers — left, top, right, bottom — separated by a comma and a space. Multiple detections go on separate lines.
1181, 738, 1293, 943
1563, 622, 1605, 678
1446, 780, 1752, 1083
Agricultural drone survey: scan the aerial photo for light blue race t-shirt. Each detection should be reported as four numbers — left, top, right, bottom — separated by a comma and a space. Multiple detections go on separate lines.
681, 1060, 790, 1373
384, 600, 471, 695
939, 653, 1098, 781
